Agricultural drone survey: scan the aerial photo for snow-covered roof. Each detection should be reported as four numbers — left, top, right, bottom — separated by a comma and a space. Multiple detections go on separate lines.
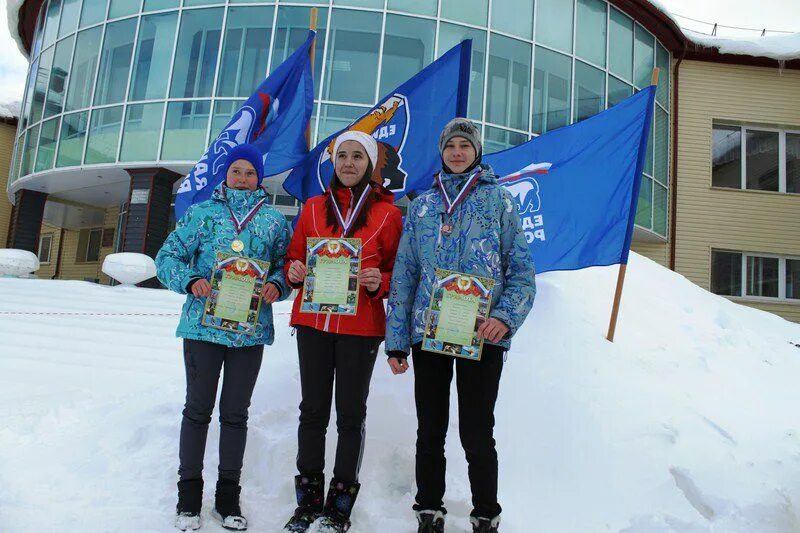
0, 99, 21, 120
6, 0, 29, 59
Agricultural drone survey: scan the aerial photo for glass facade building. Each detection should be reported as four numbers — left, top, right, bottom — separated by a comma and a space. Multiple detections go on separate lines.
10, 0, 672, 237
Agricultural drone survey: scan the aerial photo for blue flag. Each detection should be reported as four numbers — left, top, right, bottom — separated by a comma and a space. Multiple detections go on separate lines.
485, 86, 657, 273
283, 40, 472, 202
174, 31, 316, 219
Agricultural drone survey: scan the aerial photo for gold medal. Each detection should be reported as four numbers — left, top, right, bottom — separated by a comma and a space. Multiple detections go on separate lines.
231, 239, 244, 253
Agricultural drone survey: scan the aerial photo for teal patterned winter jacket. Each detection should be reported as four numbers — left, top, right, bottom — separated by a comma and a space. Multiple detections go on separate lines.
155, 184, 291, 347
385, 163, 536, 355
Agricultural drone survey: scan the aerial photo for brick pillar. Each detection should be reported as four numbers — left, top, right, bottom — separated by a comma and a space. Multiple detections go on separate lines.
8, 189, 48, 253
121, 168, 181, 287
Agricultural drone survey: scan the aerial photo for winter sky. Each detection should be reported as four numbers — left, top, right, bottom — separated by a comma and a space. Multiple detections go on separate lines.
0, 0, 799, 107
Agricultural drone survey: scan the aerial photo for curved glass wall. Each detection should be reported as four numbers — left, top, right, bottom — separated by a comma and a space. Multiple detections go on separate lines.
11, 0, 671, 236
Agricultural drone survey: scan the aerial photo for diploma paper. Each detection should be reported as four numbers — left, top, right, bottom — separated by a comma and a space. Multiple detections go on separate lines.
301, 238, 362, 315
202, 252, 270, 335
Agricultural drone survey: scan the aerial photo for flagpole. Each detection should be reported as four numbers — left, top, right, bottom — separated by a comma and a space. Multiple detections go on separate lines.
606, 67, 660, 343
305, 8, 318, 149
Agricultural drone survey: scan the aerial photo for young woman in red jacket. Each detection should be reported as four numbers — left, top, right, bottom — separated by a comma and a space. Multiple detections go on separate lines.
282, 130, 403, 533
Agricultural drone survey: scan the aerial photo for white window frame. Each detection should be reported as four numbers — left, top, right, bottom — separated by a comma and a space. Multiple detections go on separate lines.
712, 248, 800, 303
714, 123, 800, 194
38, 233, 53, 264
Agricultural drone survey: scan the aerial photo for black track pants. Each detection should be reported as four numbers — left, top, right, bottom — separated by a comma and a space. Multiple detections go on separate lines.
295, 325, 381, 483
178, 339, 263, 482
411, 343, 504, 519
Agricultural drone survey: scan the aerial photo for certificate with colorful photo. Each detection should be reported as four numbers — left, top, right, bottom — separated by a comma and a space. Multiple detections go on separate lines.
301, 238, 362, 315
202, 252, 270, 335
423, 269, 495, 361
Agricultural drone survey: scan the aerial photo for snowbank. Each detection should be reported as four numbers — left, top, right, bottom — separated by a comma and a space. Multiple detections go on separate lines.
685, 30, 800, 62
1, 252, 800, 532
0, 98, 21, 119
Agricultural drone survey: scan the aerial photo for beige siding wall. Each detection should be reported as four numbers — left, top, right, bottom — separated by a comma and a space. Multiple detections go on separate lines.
57, 207, 120, 284
631, 242, 669, 267
0, 123, 16, 245
675, 60, 800, 323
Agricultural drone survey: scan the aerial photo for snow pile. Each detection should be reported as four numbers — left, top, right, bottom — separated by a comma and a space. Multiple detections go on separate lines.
2, 253, 800, 532
685, 30, 800, 62
5, 0, 28, 59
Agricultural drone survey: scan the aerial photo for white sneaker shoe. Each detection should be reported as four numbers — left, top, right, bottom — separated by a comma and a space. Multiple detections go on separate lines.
175, 512, 201, 531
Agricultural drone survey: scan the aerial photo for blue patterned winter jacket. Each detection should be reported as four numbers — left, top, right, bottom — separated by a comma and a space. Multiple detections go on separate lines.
155, 184, 291, 347
385, 163, 536, 355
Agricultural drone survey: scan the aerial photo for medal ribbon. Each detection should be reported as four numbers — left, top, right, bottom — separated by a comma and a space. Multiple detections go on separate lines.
435, 167, 482, 215
328, 185, 372, 237
222, 186, 268, 234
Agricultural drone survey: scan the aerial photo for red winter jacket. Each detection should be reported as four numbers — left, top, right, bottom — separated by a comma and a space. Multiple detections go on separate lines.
284, 185, 403, 337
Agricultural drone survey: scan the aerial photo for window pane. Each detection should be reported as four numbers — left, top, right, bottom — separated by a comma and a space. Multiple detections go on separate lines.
130, 12, 178, 101
87, 229, 102, 261
787, 259, 800, 300
271, 7, 328, 98
576, 0, 607, 68
39, 236, 53, 263
108, 0, 139, 19
487, 34, 531, 131
324, 9, 381, 104
654, 106, 668, 184
635, 174, 652, 229
31, 47, 54, 125
32, 5, 47, 57
634, 24, 654, 89
787, 133, 800, 194
746, 256, 779, 298
438, 23, 486, 121
607, 76, 632, 108
653, 182, 667, 236
35, 118, 60, 172
80, 0, 108, 27
43, 0, 63, 48
711, 251, 742, 296
745, 130, 779, 192
161, 100, 211, 160
387, 0, 437, 17
183, 0, 220, 7
210, 100, 246, 142
712, 125, 741, 188
21, 58, 39, 129
317, 104, 365, 142
58, 0, 81, 37
57, 111, 89, 166
656, 43, 669, 107
492, 0, 533, 39
644, 113, 653, 175
45, 35, 74, 118
609, 8, 632, 82
21, 125, 41, 176
380, 14, 435, 99
85, 105, 123, 164
12, 133, 26, 182
170, 8, 223, 98
484, 126, 526, 154
536, 0, 573, 53
574, 60, 604, 123
217, 6, 274, 98
120, 102, 164, 161
333, 0, 383, 7
65, 27, 102, 111
533, 46, 571, 134
441, 0, 488, 27
94, 18, 137, 105
143, 0, 178, 11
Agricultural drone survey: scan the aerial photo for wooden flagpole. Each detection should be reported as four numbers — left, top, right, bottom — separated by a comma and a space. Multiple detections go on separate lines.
606, 67, 659, 342
305, 8, 319, 149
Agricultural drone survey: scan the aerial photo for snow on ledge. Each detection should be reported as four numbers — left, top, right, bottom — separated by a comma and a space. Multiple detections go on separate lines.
6, 0, 29, 59
685, 30, 800, 62
0, 99, 22, 120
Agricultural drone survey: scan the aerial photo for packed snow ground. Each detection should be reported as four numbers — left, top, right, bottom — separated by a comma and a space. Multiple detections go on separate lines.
2, 252, 800, 532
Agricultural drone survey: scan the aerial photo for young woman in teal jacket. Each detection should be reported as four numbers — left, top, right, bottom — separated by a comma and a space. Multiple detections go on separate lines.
156, 143, 291, 532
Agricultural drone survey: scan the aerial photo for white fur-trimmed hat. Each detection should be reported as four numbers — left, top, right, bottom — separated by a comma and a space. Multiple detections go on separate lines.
333, 130, 378, 169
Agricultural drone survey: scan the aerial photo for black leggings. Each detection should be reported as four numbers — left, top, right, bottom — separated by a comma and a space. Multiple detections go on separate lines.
412, 343, 504, 519
295, 326, 381, 483
178, 339, 263, 482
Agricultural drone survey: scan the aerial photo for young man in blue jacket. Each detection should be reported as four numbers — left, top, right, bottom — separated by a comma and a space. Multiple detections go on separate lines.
385, 118, 536, 533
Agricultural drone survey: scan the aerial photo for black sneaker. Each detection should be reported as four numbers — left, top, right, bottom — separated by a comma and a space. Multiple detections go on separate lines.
416, 510, 445, 533
470, 515, 500, 533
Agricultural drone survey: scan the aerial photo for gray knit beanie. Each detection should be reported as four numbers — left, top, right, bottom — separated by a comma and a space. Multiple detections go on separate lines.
439, 118, 482, 158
